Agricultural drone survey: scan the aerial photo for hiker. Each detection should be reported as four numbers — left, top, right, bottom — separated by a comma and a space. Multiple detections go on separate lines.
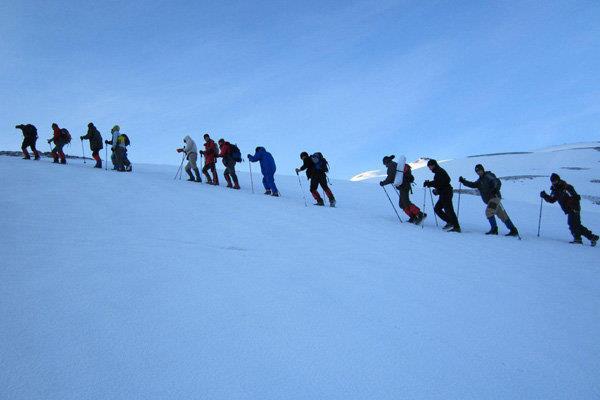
459, 164, 519, 237
216, 138, 240, 189
105, 125, 131, 172
176, 135, 201, 182
423, 159, 460, 232
15, 124, 40, 160
199, 133, 219, 185
380, 155, 425, 224
541, 173, 598, 246
80, 122, 104, 168
248, 146, 278, 196
47, 123, 68, 164
295, 151, 336, 207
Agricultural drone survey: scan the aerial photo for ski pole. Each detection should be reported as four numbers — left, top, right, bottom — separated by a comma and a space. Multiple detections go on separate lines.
457, 182, 462, 218
174, 153, 185, 180
249, 160, 255, 194
105, 146, 108, 171
537, 197, 544, 237
429, 188, 439, 227
296, 171, 308, 207
81, 140, 86, 164
422, 187, 427, 230
383, 185, 403, 223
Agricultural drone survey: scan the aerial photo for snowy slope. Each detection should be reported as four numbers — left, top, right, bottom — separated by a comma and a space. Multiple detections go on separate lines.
1, 152, 599, 400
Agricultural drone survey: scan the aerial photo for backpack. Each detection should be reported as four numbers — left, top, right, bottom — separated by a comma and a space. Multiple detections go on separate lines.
60, 128, 71, 144
486, 171, 501, 191
311, 152, 329, 173
403, 163, 414, 184
118, 134, 130, 146
230, 143, 242, 162
25, 124, 38, 138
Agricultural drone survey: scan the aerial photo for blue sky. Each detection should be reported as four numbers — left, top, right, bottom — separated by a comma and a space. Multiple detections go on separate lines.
1, 0, 599, 178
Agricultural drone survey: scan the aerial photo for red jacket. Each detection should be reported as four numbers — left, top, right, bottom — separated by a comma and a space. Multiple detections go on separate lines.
203, 140, 218, 164
218, 141, 231, 158
51, 125, 61, 143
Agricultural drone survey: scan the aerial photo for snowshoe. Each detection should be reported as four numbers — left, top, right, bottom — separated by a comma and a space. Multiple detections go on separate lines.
485, 227, 498, 235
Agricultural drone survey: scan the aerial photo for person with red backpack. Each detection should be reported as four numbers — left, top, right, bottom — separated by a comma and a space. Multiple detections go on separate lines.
380, 155, 425, 224
199, 133, 219, 185
216, 138, 240, 189
295, 151, 336, 207
47, 123, 68, 164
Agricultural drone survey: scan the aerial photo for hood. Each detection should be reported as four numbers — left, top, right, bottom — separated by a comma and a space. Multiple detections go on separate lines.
184, 135, 192, 144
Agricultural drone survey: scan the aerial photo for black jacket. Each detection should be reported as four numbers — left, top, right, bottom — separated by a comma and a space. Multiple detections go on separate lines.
542, 180, 581, 214
299, 157, 320, 179
82, 126, 104, 151
16, 124, 38, 139
461, 171, 501, 203
426, 165, 453, 195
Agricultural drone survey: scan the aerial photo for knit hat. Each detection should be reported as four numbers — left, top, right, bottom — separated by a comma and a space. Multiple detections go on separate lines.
427, 159, 438, 167
382, 155, 395, 164
88, 122, 94, 128
475, 164, 484, 172
300, 151, 308, 158
550, 173, 560, 182
111, 125, 120, 133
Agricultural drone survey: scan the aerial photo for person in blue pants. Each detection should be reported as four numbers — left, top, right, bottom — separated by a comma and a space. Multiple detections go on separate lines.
248, 146, 279, 196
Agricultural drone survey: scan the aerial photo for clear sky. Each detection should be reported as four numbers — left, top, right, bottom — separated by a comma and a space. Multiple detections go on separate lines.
1, 0, 599, 178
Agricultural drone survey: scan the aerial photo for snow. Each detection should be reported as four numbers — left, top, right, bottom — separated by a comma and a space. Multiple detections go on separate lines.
1, 150, 599, 400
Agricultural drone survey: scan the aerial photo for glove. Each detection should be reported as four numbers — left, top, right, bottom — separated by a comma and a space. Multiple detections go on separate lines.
459, 176, 465, 184
432, 189, 438, 196
176, 148, 182, 153
540, 191, 546, 198
295, 168, 300, 174
199, 150, 204, 155
105, 140, 109, 144
379, 181, 385, 187
80, 136, 84, 140
247, 154, 251, 159
423, 180, 431, 188
47, 139, 52, 144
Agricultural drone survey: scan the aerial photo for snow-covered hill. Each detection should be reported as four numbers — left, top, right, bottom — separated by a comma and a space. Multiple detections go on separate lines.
1, 148, 599, 400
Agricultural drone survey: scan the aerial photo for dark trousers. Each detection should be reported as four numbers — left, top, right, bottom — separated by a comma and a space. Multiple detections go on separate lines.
262, 173, 278, 193
434, 191, 459, 227
567, 211, 595, 240
21, 137, 39, 158
310, 173, 333, 200
202, 162, 218, 183
398, 185, 420, 218
52, 142, 66, 161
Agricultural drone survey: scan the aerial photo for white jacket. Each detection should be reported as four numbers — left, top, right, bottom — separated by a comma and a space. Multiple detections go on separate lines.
183, 136, 198, 156
393, 155, 407, 187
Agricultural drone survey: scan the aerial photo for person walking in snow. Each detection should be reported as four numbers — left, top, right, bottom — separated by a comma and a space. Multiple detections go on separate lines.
199, 133, 219, 185
295, 151, 336, 207
80, 122, 104, 168
423, 159, 460, 232
105, 125, 131, 172
47, 123, 68, 164
15, 123, 40, 160
459, 164, 519, 237
540, 173, 598, 246
380, 155, 425, 224
216, 138, 240, 189
248, 146, 279, 196
176, 135, 201, 182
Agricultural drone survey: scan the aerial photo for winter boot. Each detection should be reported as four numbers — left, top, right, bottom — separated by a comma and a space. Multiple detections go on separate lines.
125, 164, 132, 172
193, 168, 202, 183
233, 177, 240, 190
448, 225, 461, 233
60, 158, 67, 164
264, 190, 272, 195
34, 155, 40, 160
442, 223, 453, 231
415, 212, 427, 225
94, 159, 102, 169
505, 228, 520, 237
328, 197, 336, 207
271, 192, 280, 197
591, 235, 599, 247
407, 216, 416, 224
570, 238, 583, 245
22, 155, 31, 160
186, 170, 195, 181
224, 175, 233, 188
315, 198, 325, 206
53, 157, 59, 163
485, 227, 498, 235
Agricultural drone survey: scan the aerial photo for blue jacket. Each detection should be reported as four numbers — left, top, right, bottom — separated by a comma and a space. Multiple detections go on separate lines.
248, 147, 276, 175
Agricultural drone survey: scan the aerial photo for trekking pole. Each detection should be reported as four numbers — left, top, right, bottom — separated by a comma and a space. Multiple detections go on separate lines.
296, 171, 307, 207
81, 140, 86, 164
174, 153, 185, 180
429, 188, 439, 227
249, 160, 255, 194
105, 146, 108, 170
537, 197, 543, 237
422, 187, 427, 230
457, 182, 462, 218
382, 186, 403, 223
